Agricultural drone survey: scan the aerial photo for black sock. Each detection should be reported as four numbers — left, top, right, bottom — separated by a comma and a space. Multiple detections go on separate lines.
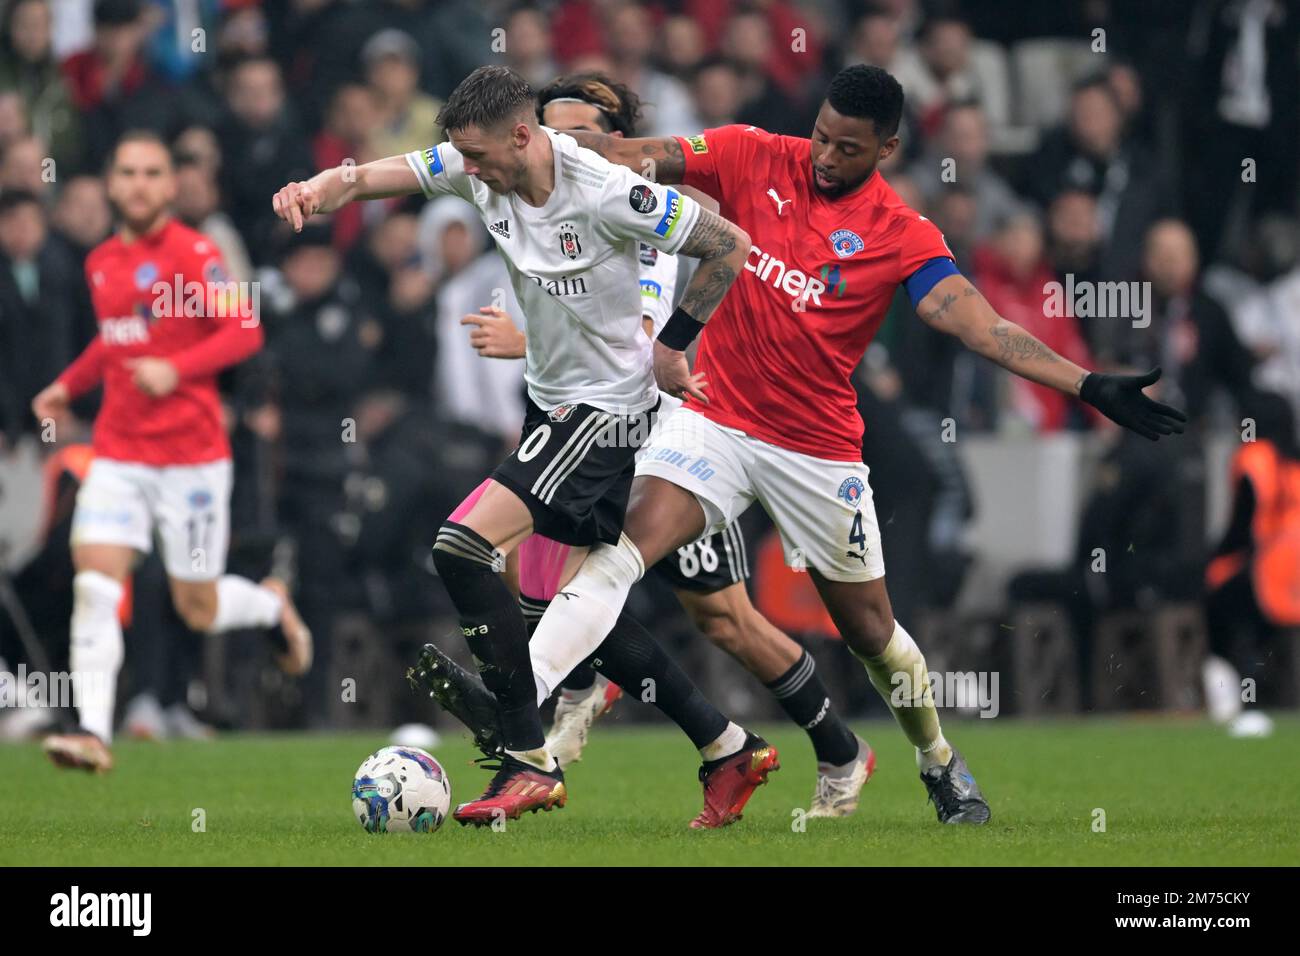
584, 611, 728, 750
518, 593, 548, 636
520, 593, 597, 692
433, 523, 543, 752
560, 663, 597, 692
766, 650, 858, 766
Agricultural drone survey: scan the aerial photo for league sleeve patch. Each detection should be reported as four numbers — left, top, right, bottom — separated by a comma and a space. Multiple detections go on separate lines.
629, 184, 658, 214
203, 259, 228, 284
654, 190, 684, 238
421, 145, 444, 177
638, 242, 658, 266
686, 134, 708, 154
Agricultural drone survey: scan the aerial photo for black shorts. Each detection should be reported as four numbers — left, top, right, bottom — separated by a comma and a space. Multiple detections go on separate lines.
651, 523, 751, 593
493, 397, 658, 547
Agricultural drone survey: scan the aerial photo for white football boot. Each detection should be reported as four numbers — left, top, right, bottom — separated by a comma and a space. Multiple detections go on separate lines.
545, 675, 622, 769
808, 735, 876, 818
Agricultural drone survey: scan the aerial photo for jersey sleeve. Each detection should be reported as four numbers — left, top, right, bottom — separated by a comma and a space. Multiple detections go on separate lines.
673, 125, 753, 202
596, 164, 701, 257
637, 245, 678, 334
188, 237, 238, 322
405, 142, 475, 203
58, 336, 107, 399
169, 235, 264, 379
896, 215, 955, 284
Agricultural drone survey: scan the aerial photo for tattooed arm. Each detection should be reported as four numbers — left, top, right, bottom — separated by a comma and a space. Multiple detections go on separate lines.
647, 208, 751, 403
915, 274, 1186, 438
566, 131, 687, 183
915, 275, 1089, 395
675, 208, 751, 322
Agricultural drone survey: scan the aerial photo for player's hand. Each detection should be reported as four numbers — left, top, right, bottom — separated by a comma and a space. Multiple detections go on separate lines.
653, 340, 708, 405
31, 381, 71, 422
462, 306, 526, 359
125, 357, 180, 398
1079, 367, 1187, 441
271, 180, 323, 232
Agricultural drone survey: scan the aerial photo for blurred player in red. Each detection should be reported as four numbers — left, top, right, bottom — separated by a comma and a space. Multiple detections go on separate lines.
30, 131, 312, 773
530, 65, 1186, 824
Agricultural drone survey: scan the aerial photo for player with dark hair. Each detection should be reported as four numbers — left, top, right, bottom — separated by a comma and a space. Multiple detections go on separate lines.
446, 63, 1187, 824
32, 130, 313, 773
536, 72, 644, 137
273, 66, 782, 828
454, 71, 874, 816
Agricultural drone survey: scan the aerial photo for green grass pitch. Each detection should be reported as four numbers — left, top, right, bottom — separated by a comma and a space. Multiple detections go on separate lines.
4, 716, 1298, 866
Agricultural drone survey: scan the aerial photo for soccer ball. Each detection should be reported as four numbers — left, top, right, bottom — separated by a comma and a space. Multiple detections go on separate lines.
352, 746, 452, 833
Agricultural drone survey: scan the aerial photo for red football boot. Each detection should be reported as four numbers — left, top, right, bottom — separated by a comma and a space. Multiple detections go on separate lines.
689, 733, 780, 829
453, 754, 567, 827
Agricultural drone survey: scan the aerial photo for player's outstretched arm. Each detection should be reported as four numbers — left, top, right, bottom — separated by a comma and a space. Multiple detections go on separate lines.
272, 155, 422, 231
651, 209, 751, 403
565, 131, 687, 184
916, 274, 1187, 440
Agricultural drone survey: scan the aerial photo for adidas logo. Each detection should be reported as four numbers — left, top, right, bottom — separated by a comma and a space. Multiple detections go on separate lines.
489, 219, 511, 239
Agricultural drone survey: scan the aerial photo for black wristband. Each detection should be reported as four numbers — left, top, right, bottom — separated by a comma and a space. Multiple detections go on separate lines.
1079, 372, 1100, 404
657, 307, 706, 351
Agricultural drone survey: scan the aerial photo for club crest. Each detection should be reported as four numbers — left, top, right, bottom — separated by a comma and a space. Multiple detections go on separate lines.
837, 476, 865, 505
558, 222, 582, 260
829, 228, 864, 259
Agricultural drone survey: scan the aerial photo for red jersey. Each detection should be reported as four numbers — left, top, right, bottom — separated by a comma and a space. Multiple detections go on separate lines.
677, 124, 952, 460
57, 219, 263, 465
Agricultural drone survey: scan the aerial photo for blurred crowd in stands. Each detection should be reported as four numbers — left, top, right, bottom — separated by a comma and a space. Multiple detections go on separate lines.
1, 0, 1298, 734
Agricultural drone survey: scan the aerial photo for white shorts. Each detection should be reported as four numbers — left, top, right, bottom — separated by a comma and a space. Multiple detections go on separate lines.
635, 409, 885, 582
70, 458, 232, 581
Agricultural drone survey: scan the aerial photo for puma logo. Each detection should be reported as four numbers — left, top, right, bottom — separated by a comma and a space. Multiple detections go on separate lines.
767, 188, 791, 215
845, 550, 868, 567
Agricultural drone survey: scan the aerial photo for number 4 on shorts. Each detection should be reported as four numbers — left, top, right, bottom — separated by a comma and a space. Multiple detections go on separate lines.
848, 512, 866, 552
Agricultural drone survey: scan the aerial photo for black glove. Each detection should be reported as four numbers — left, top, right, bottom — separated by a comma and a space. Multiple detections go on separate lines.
1080, 367, 1187, 440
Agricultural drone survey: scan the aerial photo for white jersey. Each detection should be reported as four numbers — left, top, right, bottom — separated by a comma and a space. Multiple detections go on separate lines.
406, 128, 701, 414
637, 241, 678, 335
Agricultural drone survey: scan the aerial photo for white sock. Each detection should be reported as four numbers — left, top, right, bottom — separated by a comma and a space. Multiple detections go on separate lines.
70, 571, 125, 743
699, 721, 747, 762
855, 620, 954, 770
530, 534, 645, 706
560, 679, 601, 703
506, 746, 557, 772
207, 575, 283, 634
916, 733, 954, 772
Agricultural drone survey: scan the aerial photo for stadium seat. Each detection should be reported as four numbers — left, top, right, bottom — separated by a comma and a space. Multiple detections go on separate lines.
1092, 605, 1208, 712
1007, 603, 1080, 715
1263, 627, 1300, 708
1149, 604, 1209, 711
328, 614, 399, 729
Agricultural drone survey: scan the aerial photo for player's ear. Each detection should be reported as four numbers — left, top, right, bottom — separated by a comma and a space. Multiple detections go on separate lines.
511, 119, 533, 149
877, 135, 900, 163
